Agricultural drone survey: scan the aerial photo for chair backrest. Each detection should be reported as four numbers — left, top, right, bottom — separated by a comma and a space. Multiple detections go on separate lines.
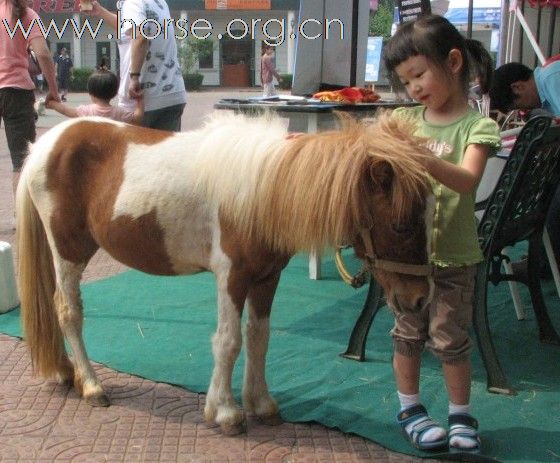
478, 116, 560, 256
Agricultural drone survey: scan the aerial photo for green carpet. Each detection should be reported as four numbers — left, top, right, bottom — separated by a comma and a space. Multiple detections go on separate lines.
1, 252, 559, 463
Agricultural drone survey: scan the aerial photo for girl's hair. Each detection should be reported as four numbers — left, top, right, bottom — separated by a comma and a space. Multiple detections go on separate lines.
465, 39, 494, 94
384, 15, 470, 93
10, 0, 28, 20
87, 70, 119, 100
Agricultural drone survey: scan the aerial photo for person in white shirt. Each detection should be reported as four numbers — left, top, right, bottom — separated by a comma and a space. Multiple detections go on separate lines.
88, 0, 186, 131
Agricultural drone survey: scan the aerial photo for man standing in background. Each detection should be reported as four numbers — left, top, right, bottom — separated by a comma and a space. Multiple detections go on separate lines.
55, 47, 73, 101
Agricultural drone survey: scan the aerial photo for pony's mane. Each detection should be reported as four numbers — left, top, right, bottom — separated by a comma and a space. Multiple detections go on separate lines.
194, 111, 432, 254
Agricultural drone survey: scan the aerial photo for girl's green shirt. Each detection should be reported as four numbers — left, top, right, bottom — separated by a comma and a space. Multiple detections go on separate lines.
393, 106, 501, 266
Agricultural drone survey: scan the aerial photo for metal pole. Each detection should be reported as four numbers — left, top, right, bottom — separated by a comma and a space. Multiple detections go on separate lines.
467, 0, 474, 38
498, 0, 510, 66
350, 0, 360, 86
515, 5, 546, 64
535, 4, 543, 67
547, 7, 557, 57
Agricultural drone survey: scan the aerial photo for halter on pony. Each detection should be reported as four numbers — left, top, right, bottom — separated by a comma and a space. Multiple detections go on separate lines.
359, 228, 434, 276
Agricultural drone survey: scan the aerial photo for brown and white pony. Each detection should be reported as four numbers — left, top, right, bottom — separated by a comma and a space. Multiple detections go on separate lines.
16, 112, 434, 435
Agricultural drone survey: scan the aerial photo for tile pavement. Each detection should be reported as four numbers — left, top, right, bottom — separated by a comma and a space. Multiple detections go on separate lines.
0, 91, 446, 462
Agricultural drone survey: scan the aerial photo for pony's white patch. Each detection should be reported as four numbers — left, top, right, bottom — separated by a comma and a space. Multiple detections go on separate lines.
111, 113, 289, 273
243, 316, 277, 416
204, 246, 245, 426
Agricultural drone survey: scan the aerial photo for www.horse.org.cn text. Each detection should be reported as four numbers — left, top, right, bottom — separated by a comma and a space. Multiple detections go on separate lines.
2, 15, 345, 46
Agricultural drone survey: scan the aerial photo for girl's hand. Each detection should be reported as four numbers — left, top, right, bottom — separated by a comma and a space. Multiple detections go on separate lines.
45, 91, 60, 105
128, 78, 143, 100
426, 144, 490, 194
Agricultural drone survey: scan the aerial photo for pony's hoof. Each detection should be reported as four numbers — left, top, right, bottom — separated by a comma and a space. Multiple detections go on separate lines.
85, 393, 110, 407
220, 420, 247, 436
57, 376, 74, 387
256, 412, 283, 426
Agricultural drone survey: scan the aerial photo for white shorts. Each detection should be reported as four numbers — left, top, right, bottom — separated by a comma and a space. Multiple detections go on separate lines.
263, 82, 277, 97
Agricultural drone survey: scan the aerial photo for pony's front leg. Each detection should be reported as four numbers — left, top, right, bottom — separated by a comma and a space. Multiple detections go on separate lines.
54, 259, 108, 407
205, 271, 246, 435
242, 272, 282, 425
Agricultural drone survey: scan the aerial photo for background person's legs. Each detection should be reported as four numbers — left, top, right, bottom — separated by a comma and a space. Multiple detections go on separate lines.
263, 82, 277, 98
58, 75, 69, 101
2, 89, 36, 195
142, 104, 186, 132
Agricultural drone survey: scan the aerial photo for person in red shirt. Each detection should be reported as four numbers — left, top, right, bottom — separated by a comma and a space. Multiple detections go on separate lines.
260, 45, 282, 97
0, 0, 59, 196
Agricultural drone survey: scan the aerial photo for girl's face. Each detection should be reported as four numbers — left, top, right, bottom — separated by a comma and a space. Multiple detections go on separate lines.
395, 54, 460, 112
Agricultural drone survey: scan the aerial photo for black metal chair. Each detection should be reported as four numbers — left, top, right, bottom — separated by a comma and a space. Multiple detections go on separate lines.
341, 116, 560, 395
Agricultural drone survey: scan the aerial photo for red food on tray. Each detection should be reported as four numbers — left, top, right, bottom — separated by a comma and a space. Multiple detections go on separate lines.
312, 87, 381, 103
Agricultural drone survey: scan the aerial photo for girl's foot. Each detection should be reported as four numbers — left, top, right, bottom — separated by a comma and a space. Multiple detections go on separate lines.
397, 404, 448, 451
448, 413, 481, 454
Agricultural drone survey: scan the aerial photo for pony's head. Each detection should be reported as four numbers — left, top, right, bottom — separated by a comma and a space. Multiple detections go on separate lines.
347, 113, 434, 313
350, 170, 435, 313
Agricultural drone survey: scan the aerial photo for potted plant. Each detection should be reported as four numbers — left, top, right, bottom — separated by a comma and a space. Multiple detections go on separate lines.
177, 38, 213, 91
278, 74, 293, 90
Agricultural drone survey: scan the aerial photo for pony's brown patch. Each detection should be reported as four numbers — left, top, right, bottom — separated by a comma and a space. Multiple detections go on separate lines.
46, 121, 175, 273
219, 211, 290, 318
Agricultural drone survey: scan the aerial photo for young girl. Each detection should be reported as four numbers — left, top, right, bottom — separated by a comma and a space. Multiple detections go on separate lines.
384, 15, 500, 454
46, 69, 143, 124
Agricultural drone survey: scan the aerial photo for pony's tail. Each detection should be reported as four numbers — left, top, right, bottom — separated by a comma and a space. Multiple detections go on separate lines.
16, 173, 66, 379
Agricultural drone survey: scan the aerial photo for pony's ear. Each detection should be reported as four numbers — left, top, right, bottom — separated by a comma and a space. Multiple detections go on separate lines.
369, 161, 394, 193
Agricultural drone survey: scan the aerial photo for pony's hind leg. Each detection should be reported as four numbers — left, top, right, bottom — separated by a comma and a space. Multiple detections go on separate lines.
242, 271, 282, 425
53, 258, 109, 407
205, 270, 246, 435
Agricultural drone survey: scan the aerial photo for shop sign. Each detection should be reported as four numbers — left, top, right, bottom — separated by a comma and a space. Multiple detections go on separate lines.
397, 0, 431, 22
205, 0, 272, 9
28, 0, 80, 13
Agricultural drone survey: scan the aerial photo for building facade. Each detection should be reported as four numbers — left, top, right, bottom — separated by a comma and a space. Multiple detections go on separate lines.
30, 0, 299, 87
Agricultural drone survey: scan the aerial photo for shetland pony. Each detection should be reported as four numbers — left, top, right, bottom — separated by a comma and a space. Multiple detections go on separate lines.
16, 112, 434, 435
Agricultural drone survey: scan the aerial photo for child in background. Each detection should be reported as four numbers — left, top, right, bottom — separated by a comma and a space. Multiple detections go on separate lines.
383, 15, 500, 454
46, 70, 143, 124
465, 39, 494, 116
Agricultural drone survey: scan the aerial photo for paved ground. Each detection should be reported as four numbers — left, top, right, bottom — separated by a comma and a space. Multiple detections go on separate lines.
0, 90, 443, 462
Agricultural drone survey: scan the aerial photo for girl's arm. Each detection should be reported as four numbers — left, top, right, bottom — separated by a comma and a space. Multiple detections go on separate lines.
128, 30, 149, 100
425, 144, 490, 194
46, 100, 79, 118
131, 96, 145, 125
29, 36, 59, 103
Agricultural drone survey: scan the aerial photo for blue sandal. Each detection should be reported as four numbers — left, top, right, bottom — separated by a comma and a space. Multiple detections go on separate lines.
397, 404, 448, 451
448, 413, 481, 454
